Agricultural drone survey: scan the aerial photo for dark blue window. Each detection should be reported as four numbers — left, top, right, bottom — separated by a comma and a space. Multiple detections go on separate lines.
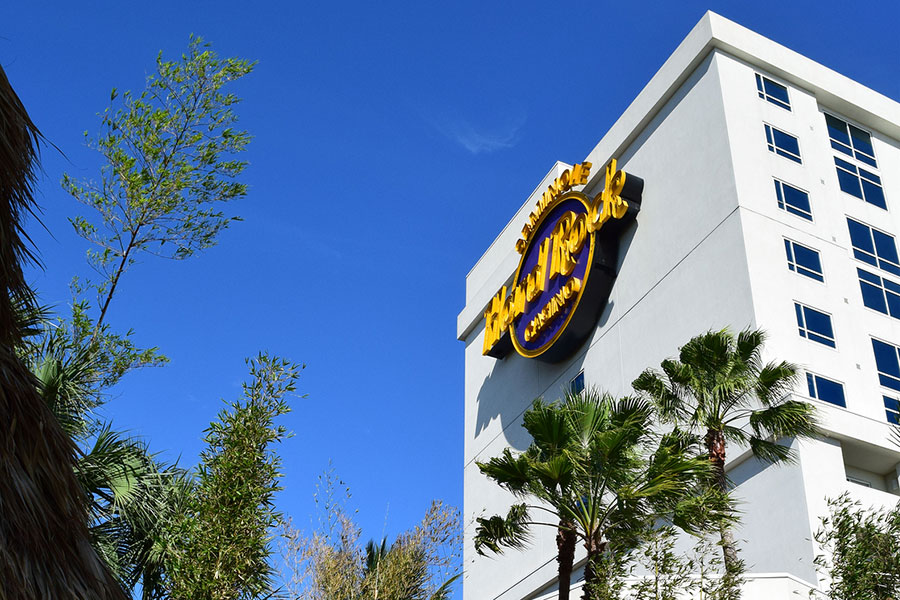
884, 396, 900, 424
873, 338, 900, 392
569, 371, 585, 395
835, 157, 886, 209
825, 113, 877, 168
775, 180, 812, 220
784, 239, 823, 281
795, 303, 835, 347
756, 74, 790, 110
765, 124, 802, 163
847, 218, 900, 275
807, 373, 846, 407
858, 269, 900, 318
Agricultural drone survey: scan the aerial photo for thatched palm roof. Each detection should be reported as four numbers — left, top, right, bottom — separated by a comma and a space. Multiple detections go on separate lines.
0, 65, 126, 599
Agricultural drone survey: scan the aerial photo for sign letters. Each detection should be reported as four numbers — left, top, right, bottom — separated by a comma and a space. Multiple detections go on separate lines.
482, 159, 643, 362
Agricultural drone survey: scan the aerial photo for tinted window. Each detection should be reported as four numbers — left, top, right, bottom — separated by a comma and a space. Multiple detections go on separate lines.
873, 338, 900, 392
766, 125, 802, 163
775, 180, 812, 220
795, 303, 835, 347
807, 373, 846, 407
756, 74, 790, 110
785, 239, 823, 281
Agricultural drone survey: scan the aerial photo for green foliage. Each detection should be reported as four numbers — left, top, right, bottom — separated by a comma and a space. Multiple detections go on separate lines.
21, 305, 187, 597
632, 327, 817, 572
167, 354, 301, 600
631, 528, 693, 600
22, 36, 256, 596
813, 494, 900, 600
281, 470, 462, 600
585, 548, 631, 600
632, 329, 815, 460
77, 426, 191, 598
476, 389, 725, 600
55, 35, 254, 393
676, 536, 743, 600
61, 34, 253, 367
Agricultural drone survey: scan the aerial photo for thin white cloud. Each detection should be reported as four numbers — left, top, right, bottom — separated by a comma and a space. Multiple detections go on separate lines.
431, 112, 526, 155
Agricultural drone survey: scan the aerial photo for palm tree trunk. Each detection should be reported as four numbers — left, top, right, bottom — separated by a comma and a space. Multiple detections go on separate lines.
0, 64, 127, 600
581, 538, 607, 600
705, 428, 740, 573
556, 520, 576, 600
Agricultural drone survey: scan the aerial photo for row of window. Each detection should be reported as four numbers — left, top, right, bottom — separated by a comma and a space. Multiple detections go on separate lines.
786, 236, 900, 325
791, 287, 900, 422
757, 74, 878, 165
805, 338, 900, 412
757, 72, 886, 215
758, 73, 900, 424
782, 217, 900, 279
764, 121, 887, 209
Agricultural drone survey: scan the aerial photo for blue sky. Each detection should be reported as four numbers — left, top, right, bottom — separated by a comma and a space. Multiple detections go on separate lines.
4, 0, 900, 588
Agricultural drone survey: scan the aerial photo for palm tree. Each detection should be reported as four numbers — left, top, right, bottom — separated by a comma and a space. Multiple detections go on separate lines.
362, 536, 460, 600
0, 64, 126, 598
632, 328, 819, 573
476, 397, 581, 600
28, 320, 190, 598
475, 390, 718, 600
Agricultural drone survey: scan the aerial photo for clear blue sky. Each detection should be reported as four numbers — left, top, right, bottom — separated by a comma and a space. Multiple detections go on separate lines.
4, 0, 899, 586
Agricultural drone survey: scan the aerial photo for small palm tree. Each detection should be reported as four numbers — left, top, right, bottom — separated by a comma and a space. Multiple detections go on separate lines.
476, 398, 581, 599
476, 390, 720, 600
632, 328, 819, 573
28, 320, 189, 598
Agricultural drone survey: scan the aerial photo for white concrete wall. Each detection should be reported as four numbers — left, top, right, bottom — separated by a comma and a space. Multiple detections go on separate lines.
460, 12, 900, 600
460, 50, 761, 600
715, 45, 900, 587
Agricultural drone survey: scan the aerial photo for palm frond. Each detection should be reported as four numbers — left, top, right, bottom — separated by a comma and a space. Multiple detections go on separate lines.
755, 361, 799, 405
891, 424, 900, 450
722, 425, 749, 446
671, 487, 738, 535
30, 328, 102, 439
530, 453, 575, 494
77, 424, 190, 590
523, 398, 572, 458
563, 388, 613, 449
748, 437, 794, 465
749, 400, 820, 443
477, 449, 533, 496
429, 573, 462, 600
473, 504, 532, 556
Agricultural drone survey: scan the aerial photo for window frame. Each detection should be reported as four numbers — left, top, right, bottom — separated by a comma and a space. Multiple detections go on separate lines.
756, 73, 791, 111
569, 371, 585, 395
824, 112, 878, 168
834, 157, 886, 209
857, 268, 900, 319
774, 178, 813, 221
806, 372, 847, 407
764, 123, 803, 163
846, 217, 900, 275
883, 395, 900, 424
794, 302, 836, 348
784, 238, 824, 282
872, 337, 900, 393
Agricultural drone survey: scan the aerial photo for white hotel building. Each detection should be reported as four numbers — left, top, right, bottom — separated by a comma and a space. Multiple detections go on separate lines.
457, 11, 900, 599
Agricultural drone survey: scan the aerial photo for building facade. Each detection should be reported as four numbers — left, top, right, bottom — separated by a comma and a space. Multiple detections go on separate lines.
458, 12, 900, 599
